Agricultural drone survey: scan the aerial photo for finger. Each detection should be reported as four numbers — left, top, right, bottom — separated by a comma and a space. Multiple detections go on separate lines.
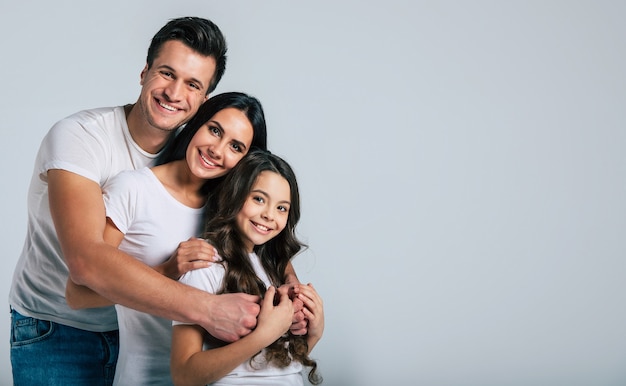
291, 297, 304, 312
289, 326, 308, 336
297, 283, 319, 299
291, 311, 305, 325
298, 286, 322, 307
262, 286, 276, 308
238, 292, 261, 304
186, 260, 212, 271
277, 288, 292, 307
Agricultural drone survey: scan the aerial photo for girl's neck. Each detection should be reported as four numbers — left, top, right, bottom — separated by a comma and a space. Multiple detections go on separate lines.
152, 160, 207, 208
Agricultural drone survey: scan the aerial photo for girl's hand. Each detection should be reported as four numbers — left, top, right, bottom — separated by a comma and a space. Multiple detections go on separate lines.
297, 283, 325, 346
255, 286, 293, 344
278, 284, 308, 336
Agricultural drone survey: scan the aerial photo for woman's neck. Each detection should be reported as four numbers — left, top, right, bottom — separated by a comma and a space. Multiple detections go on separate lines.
152, 161, 207, 208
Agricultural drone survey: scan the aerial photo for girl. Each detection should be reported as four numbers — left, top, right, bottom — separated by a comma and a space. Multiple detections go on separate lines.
65, 92, 276, 385
170, 149, 324, 386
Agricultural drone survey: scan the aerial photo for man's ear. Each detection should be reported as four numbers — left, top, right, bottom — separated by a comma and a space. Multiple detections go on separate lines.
139, 64, 149, 86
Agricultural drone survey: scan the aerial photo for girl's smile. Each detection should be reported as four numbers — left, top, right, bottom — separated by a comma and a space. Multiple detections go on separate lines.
237, 171, 291, 252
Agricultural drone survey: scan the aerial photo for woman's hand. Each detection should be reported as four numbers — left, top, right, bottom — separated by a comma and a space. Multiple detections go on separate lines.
154, 237, 218, 279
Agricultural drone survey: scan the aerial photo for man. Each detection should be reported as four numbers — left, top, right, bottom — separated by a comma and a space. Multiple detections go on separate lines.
9, 17, 302, 385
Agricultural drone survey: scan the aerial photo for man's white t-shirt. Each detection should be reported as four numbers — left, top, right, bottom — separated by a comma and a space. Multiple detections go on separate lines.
9, 106, 158, 331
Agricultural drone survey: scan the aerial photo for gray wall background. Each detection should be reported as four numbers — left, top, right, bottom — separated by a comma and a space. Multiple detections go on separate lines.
1, 1, 625, 385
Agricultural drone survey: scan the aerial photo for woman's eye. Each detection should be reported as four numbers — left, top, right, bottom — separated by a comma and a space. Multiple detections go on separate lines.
231, 143, 241, 152
209, 126, 220, 136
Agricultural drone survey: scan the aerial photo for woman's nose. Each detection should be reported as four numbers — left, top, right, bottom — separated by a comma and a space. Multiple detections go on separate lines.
207, 142, 223, 159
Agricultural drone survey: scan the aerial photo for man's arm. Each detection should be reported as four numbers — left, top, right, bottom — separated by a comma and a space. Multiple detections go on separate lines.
66, 221, 218, 309
49, 169, 259, 342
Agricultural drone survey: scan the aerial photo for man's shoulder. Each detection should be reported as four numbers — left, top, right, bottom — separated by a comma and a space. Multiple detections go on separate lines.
60, 106, 124, 126
48, 106, 127, 142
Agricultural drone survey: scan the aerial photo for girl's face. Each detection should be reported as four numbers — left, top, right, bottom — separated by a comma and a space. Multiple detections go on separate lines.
186, 107, 254, 180
237, 171, 291, 252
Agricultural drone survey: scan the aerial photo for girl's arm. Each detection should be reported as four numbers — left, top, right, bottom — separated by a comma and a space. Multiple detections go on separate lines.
65, 218, 123, 309
171, 286, 293, 386
297, 283, 325, 354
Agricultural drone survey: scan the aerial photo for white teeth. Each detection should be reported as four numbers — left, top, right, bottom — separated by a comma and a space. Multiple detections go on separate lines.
159, 101, 176, 111
255, 223, 269, 231
200, 153, 215, 166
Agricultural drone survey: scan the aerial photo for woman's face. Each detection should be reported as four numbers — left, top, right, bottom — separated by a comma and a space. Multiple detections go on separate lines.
186, 107, 254, 180
237, 171, 291, 252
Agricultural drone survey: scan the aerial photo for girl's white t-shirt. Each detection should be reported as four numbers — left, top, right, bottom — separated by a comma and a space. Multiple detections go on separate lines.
175, 253, 304, 385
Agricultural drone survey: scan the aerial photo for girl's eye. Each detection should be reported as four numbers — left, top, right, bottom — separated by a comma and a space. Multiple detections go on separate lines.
231, 143, 241, 152
253, 196, 264, 203
277, 205, 288, 212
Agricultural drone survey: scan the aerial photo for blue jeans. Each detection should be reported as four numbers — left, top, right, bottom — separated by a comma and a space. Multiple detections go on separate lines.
10, 309, 119, 386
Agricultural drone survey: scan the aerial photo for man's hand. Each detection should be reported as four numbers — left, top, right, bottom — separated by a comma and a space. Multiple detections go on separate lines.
203, 292, 261, 342
156, 238, 218, 280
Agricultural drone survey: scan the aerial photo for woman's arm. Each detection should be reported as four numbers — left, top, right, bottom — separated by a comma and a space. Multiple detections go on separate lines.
171, 287, 292, 386
284, 261, 299, 285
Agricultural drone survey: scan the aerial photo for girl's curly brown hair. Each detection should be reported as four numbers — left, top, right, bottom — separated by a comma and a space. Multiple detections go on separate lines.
203, 149, 322, 384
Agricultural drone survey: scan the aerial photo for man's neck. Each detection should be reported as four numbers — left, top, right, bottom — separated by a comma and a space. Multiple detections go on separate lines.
124, 103, 172, 154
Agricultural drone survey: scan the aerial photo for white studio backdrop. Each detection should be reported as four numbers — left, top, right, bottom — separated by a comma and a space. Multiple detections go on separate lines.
1, 1, 625, 385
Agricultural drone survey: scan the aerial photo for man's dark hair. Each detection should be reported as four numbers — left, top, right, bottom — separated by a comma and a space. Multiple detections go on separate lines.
147, 17, 227, 94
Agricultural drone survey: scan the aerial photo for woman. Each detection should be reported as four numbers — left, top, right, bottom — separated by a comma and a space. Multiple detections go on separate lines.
66, 92, 268, 385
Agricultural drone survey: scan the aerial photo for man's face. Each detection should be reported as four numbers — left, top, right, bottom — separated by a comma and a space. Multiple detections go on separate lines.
137, 40, 216, 133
